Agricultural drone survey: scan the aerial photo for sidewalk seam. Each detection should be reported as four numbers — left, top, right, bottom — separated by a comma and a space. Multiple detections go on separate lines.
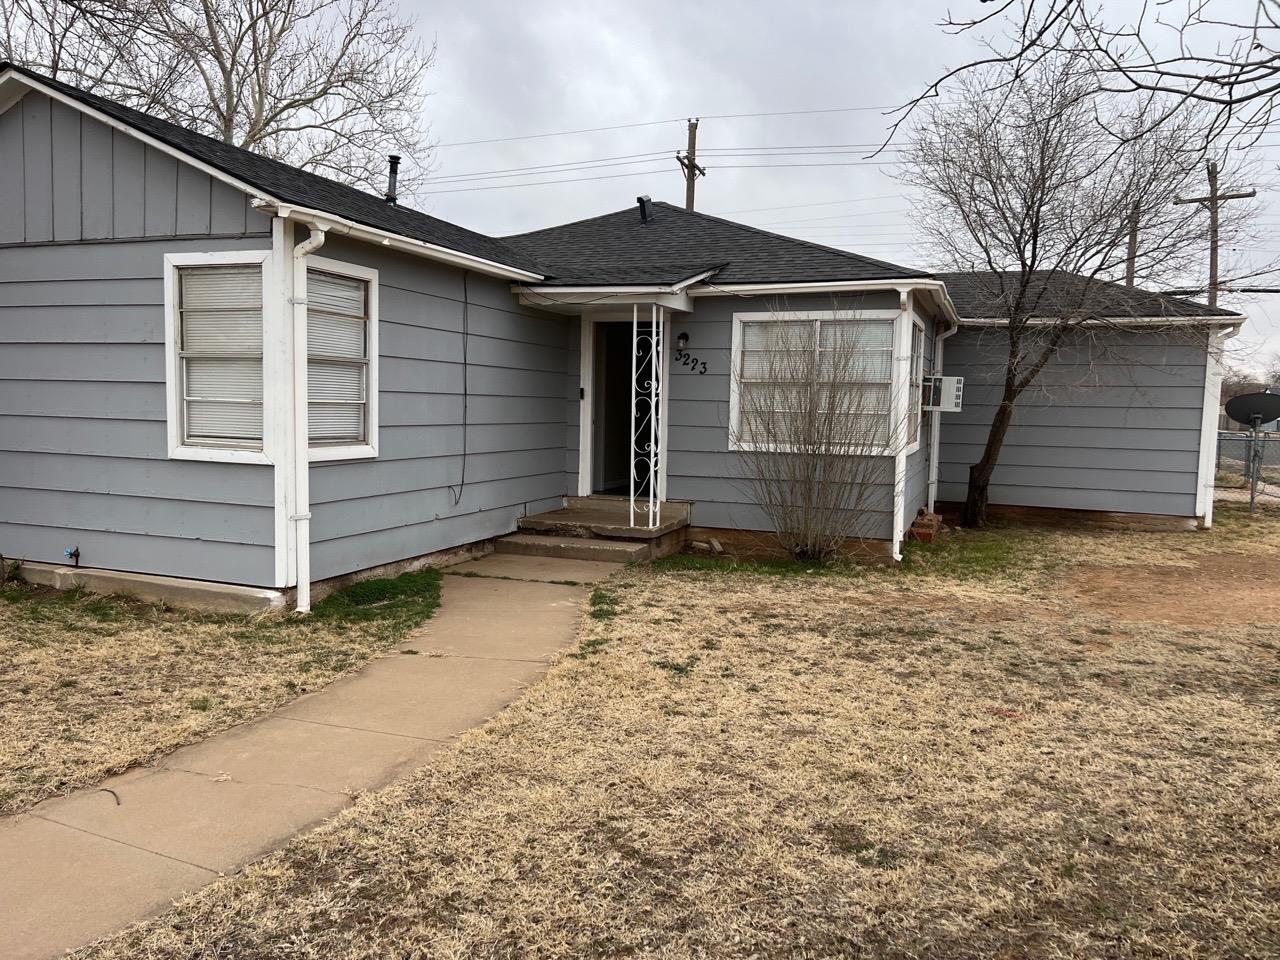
26, 814, 221, 875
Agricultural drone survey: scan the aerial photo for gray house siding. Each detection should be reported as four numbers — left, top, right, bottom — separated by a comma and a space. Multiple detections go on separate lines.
0, 93, 276, 584
939, 328, 1209, 516
663, 292, 902, 540
307, 235, 571, 581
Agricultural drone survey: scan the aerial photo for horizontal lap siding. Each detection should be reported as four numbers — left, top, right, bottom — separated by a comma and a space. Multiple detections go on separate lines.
665, 292, 901, 540
0, 93, 275, 584
939, 328, 1208, 517
306, 236, 570, 580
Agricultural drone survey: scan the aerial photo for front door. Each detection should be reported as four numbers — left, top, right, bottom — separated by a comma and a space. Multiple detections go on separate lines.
584, 307, 664, 526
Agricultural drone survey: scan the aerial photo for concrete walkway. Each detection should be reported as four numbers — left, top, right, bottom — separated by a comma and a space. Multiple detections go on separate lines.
0, 554, 620, 960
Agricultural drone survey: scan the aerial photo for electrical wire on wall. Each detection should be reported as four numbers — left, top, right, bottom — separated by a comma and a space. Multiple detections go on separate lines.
450, 270, 471, 506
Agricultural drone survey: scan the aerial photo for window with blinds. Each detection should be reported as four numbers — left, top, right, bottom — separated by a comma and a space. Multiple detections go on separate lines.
177, 265, 264, 447
307, 269, 370, 445
908, 322, 924, 445
735, 316, 895, 451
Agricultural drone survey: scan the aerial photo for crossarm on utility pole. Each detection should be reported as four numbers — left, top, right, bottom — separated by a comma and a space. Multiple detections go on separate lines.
1173, 161, 1256, 309
676, 118, 706, 211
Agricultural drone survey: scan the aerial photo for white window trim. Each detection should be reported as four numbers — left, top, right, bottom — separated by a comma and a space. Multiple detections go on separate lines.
304, 254, 379, 462
728, 309, 902, 458
902, 315, 926, 457
164, 249, 273, 465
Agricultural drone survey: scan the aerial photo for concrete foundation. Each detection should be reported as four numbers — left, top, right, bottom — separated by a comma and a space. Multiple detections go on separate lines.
16, 562, 287, 614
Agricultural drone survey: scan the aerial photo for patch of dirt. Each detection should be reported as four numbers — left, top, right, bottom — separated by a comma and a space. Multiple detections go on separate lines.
1066, 551, 1280, 626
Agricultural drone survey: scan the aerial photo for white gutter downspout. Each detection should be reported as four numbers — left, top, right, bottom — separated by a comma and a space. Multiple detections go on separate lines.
927, 317, 961, 514
291, 223, 327, 612
891, 291, 912, 562
1196, 323, 1240, 529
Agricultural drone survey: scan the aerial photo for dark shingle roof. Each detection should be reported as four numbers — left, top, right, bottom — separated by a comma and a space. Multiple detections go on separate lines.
503, 202, 929, 286
936, 270, 1240, 320
1, 62, 543, 275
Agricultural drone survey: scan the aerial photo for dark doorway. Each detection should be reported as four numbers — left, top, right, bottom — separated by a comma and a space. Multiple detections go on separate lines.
592, 322, 633, 494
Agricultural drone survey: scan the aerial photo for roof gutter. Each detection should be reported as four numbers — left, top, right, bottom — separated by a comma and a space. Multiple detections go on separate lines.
956, 315, 1245, 328
515, 268, 722, 297
253, 201, 544, 282
689, 277, 963, 324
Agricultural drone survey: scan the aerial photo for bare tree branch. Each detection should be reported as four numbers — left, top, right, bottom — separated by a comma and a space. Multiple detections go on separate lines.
899, 53, 1262, 526
1, 0, 436, 197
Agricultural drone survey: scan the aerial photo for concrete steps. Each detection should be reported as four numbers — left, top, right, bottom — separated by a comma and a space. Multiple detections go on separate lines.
493, 533, 649, 563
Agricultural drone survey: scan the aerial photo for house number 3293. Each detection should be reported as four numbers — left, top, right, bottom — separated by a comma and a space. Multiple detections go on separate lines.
674, 350, 707, 375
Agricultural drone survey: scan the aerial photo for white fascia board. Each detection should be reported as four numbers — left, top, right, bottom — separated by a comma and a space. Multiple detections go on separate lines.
265, 202, 543, 282
518, 289, 693, 313
0, 72, 31, 114
957, 315, 1245, 328
689, 278, 963, 323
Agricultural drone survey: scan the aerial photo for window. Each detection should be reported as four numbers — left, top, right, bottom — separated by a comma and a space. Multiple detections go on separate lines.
306, 259, 378, 459
732, 313, 896, 453
165, 252, 269, 462
908, 321, 925, 447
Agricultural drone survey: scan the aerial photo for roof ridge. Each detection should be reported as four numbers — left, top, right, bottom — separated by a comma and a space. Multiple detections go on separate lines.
650, 201, 930, 279
502, 203, 658, 239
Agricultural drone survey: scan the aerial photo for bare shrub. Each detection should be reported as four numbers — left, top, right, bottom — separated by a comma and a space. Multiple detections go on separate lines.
730, 309, 911, 562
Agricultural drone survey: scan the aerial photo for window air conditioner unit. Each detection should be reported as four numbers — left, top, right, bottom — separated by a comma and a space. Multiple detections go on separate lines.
922, 376, 963, 413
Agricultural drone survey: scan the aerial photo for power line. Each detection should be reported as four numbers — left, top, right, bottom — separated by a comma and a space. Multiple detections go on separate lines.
429, 156, 673, 185
436, 105, 901, 148
430, 150, 676, 182
422, 168, 671, 195
715, 195, 909, 214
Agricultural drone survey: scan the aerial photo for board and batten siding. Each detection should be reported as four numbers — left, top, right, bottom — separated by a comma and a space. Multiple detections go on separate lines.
0, 91, 277, 584
663, 292, 903, 540
306, 235, 571, 581
938, 327, 1210, 516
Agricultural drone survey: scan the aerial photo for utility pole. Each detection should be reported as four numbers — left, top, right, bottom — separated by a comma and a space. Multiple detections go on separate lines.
1124, 202, 1139, 286
1174, 160, 1256, 308
676, 118, 706, 211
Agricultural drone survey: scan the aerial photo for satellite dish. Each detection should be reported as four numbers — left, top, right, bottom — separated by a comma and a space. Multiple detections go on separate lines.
1225, 391, 1280, 427
1223, 391, 1279, 515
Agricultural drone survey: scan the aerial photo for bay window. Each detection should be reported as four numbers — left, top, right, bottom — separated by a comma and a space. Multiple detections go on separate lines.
731, 311, 897, 454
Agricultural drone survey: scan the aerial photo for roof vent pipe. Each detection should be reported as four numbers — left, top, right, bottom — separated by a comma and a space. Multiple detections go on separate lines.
637, 195, 654, 223
385, 155, 401, 205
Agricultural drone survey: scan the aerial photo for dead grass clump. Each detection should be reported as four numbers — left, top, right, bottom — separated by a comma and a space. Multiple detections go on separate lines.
77, 527, 1280, 959
0, 571, 440, 815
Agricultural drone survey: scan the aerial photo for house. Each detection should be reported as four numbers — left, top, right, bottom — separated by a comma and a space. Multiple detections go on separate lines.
0, 63, 1245, 610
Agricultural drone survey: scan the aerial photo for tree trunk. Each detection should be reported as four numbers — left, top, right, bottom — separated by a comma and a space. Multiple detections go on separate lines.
962, 390, 1019, 528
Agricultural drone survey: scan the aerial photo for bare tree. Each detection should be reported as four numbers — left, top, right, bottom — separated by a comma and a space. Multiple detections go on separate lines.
901, 56, 1254, 527
730, 308, 910, 561
895, 0, 1280, 145
1, 0, 434, 195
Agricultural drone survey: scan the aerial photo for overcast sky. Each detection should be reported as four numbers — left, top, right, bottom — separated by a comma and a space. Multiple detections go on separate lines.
406, 0, 1280, 369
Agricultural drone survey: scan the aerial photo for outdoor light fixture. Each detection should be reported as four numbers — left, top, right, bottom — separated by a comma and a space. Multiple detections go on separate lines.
676, 332, 689, 350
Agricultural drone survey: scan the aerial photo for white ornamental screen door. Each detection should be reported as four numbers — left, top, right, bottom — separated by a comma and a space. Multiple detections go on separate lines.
629, 303, 662, 528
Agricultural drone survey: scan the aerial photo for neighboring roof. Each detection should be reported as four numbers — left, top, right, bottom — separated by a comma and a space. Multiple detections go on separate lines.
503, 201, 930, 286
935, 270, 1242, 321
0, 62, 544, 276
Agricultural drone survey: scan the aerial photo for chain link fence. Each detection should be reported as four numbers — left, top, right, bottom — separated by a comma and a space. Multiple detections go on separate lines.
1217, 432, 1280, 489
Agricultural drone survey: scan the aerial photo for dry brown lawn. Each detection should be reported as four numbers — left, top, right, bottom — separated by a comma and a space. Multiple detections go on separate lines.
77, 505, 1280, 959
0, 570, 441, 816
